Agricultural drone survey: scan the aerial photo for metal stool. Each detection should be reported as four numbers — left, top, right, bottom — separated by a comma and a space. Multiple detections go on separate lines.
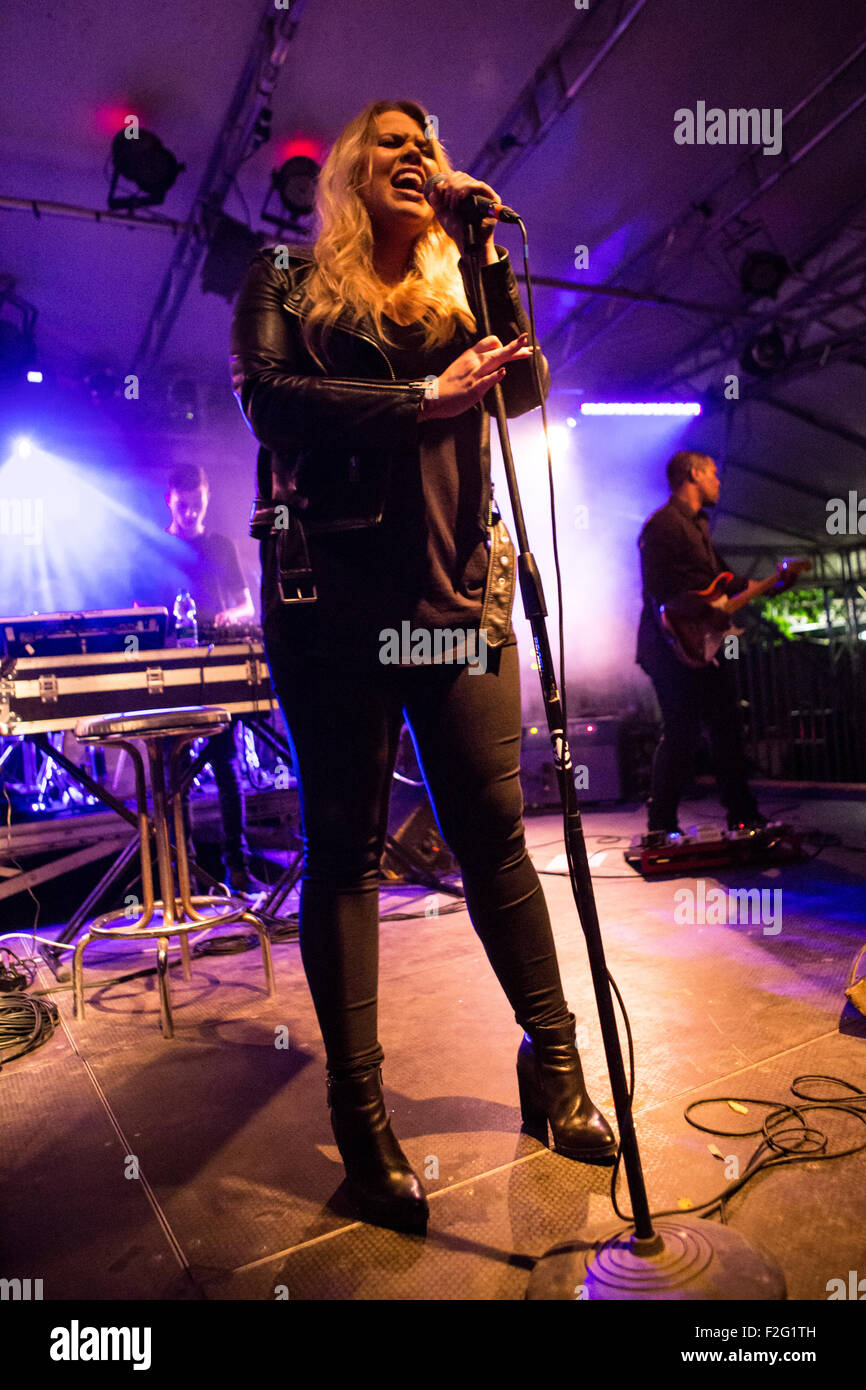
72, 705, 276, 1038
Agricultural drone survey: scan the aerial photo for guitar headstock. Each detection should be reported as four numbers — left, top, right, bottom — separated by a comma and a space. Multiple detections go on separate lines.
775, 557, 812, 590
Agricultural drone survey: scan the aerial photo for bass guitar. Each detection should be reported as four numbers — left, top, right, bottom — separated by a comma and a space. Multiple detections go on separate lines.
659, 557, 811, 668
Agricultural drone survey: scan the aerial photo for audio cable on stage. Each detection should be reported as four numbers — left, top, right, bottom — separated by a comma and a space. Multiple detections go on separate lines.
607, 1072, 866, 1230
0, 988, 59, 1070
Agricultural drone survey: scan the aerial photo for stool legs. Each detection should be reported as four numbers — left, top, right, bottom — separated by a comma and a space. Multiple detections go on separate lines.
72, 724, 277, 1034
121, 740, 155, 927
170, 741, 205, 924
156, 934, 173, 1038
72, 931, 94, 1021
147, 740, 178, 927
243, 912, 276, 998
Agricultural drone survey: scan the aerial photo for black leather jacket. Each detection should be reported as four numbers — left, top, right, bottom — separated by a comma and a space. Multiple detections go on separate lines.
229, 243, 550, 538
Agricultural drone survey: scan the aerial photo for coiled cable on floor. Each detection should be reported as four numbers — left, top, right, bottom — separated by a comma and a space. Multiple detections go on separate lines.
609, 1073, 866, 1226
0, 992, 59, 1070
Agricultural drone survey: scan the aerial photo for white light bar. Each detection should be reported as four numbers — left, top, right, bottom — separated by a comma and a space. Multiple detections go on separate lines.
579, 402, 702, 416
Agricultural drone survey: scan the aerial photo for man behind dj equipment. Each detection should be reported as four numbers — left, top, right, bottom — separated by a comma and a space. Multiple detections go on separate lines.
636, 450, 767, 838
163, 464, 262, 893
164, 464, 255, 630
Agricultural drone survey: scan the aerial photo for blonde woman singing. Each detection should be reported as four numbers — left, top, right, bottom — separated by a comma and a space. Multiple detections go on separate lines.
230, 99, 615, 1235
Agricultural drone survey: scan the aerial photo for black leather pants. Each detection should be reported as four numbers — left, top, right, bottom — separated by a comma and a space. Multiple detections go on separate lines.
264, 621, 571, 1080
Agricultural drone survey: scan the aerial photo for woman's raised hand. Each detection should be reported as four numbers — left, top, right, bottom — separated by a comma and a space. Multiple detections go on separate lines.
421, 334, 534, 420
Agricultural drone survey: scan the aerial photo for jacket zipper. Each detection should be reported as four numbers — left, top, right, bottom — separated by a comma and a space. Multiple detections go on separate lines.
281, 296, 396, 380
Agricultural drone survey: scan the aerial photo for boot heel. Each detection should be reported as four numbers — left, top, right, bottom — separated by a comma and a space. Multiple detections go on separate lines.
516, 1023, 618, 1163
327, 1068, 429, 1234
516, 1061, 548, 1137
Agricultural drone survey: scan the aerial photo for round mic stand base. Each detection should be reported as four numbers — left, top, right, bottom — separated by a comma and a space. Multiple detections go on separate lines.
526, 1217, 786, 1300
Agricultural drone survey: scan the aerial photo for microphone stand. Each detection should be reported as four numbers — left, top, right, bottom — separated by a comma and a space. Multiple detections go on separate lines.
461, 216, 785, 1301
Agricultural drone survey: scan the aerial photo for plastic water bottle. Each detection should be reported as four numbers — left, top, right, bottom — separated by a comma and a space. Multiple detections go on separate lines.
173, 590, 198, 648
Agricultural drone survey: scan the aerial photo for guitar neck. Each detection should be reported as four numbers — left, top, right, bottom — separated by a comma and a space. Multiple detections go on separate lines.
726, 567, 802, 616
725, 575, 774, 616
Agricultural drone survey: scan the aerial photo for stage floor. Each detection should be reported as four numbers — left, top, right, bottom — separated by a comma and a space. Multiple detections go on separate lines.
2, 792, 865, 1301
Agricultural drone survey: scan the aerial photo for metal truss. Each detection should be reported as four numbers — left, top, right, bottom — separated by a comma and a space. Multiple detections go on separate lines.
652, 214, 866, 398
542, 35, 866, 378
469, 0, 650, 189
133, 0, 308, 371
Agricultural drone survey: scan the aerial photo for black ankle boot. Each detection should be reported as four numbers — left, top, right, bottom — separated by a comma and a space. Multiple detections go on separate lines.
516, 1013, 617, 1163
327, 1068, 429, 1234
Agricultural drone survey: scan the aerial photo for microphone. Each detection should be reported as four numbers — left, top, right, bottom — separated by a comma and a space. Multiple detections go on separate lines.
423, 173, 520, 224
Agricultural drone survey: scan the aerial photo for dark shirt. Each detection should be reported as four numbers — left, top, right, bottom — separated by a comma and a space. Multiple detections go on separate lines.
160, 531, 246, 628
378, 314, 489, 631
636, 495, 746, 664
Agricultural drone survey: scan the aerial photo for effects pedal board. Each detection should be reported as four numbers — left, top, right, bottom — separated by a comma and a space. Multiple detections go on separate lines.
624, 822, 804, 877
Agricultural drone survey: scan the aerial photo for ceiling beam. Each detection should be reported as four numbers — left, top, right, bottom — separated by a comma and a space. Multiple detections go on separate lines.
713, 506, 816, 542
757, 396, 866, 454
648, 204, 866, 394
515, 271, 750, 319
133, 0, 308, 371
721, 458, 832, 503
663, 311, 866, 402
542, 37, 866, 377
469, 0, 651, 190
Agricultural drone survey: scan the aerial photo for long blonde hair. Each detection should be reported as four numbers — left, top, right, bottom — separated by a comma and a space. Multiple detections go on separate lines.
299, 100, 477, 369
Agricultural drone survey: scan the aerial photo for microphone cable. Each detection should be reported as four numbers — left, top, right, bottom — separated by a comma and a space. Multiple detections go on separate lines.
511, 215, 640, 1209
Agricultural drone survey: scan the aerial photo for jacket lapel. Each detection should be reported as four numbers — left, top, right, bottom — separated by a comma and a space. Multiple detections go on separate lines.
281, 259, 392, 376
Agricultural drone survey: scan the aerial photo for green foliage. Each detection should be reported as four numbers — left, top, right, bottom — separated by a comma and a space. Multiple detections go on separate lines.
758, 586, 827, 638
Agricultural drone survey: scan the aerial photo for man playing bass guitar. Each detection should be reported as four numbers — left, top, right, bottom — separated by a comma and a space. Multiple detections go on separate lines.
636, 450, 780, 840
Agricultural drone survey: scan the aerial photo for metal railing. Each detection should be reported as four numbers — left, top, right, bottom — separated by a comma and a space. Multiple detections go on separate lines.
733, 617, 866, 782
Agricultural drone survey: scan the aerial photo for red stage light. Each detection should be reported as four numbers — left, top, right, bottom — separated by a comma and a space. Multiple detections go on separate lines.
94, 105, 141, 137
278, 135, 326, 165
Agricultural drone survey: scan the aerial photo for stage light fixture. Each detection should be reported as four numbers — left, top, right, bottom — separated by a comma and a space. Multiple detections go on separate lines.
85, 368, 120, 402
251, 106, 273, 153
201, 213, 265, 302
167, 378, 198, 425
108, 128, 185, 211
264, 155, 320, 226
739, 327, 789, 377
26, 370, 43, 384
739, 250, 789, 298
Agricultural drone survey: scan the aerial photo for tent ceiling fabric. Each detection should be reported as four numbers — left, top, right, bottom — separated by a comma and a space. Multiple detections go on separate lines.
2, 0, 864, 554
